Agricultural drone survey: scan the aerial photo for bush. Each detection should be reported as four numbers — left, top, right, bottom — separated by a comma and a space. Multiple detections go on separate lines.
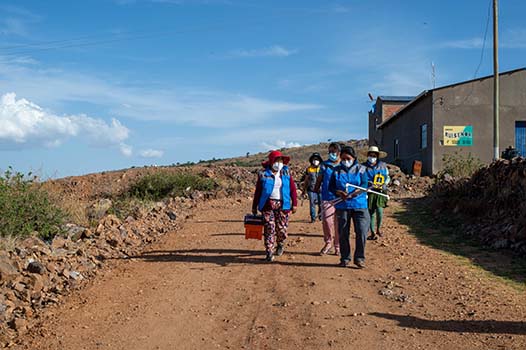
125, 172, 217, 201
0, 168, 64, 240
438, 151, 483, 179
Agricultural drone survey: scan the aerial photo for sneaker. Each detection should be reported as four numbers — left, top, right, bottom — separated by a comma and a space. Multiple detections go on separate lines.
339, 260, 350, 268
367, 235, 378, 241
265, 252, 274, 262
275, 243, 285, 257
319, 243, 332, 255
354, 260, 366, 269
310, 218, 316, 223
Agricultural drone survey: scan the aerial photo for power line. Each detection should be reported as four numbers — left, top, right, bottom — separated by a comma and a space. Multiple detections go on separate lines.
439, 0, 492, 110
0, 11, 320, 57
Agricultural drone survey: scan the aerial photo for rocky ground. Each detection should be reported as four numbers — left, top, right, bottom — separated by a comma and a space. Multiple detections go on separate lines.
5, 196, 525, 350
432, 158, 526, 255
1, 161, 523, 349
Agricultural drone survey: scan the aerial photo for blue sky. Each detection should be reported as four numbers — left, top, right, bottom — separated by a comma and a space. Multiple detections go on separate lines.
0, 0, 525, 177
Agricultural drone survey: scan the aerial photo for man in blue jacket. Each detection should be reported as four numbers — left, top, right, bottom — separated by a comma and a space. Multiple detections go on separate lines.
329, 145, 371, 268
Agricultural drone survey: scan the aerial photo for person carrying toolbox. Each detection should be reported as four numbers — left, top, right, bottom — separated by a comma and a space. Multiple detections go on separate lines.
363, 146, 390, 241
252, 150, 298, 262
329, 145, 370, 269
314, 142, 341, 256
302, 152, 323, 223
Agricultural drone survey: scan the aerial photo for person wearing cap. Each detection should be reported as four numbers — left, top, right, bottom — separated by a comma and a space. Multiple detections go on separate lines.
302, 152, 323, 223
329, 145, 370, 268
313, 142, 341, 255
363, 146, 390, 240
252, 150, 298, 262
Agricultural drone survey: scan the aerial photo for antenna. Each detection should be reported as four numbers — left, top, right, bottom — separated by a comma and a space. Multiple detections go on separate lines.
431, 62, 436, 89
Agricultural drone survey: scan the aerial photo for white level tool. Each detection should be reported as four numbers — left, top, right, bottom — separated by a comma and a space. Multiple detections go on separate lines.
346, 183, 390, 199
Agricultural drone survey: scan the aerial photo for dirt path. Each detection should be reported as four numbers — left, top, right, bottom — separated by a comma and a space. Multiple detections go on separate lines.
15, 198, 526, 349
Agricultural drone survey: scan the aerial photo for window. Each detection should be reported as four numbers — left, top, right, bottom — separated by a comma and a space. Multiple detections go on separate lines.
394, 138, 400, 159
421, 124, 428, 149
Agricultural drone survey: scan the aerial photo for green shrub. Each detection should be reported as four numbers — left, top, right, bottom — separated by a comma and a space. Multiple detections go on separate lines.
125, 172, 217, 201
0, 168, 64, 240
438, 151, 483, 179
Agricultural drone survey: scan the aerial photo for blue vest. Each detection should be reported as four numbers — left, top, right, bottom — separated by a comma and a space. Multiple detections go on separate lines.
320, 160, 338, 201
363, 161, 390, 191
258, 166, 292, 211
330, 161, 368, 210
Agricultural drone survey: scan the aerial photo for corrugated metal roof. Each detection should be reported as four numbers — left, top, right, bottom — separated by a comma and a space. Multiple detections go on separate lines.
377, 96, 415, 102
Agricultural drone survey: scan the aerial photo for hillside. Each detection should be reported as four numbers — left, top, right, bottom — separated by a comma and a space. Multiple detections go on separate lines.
212, 139, 370, 168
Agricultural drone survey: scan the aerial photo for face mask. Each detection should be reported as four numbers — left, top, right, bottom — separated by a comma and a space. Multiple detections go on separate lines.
341, 160, 353, 168
272, 162, 284, 172
368, 157, 377, 164
312, 160, 320, 166
328, 153, 338, 162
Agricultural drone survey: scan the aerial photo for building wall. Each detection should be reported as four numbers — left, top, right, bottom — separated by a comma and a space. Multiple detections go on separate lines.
431, 69, 526, 173
368, 110, 381, 146
368, 100, 411, 147
380, 94, 434, 174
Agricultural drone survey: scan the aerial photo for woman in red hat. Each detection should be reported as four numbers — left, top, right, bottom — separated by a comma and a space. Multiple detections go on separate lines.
252, 150, 298, 262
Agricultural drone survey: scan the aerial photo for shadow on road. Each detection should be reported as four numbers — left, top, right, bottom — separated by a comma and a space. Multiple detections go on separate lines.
370, 312, 526, 335
124, 248, 339, 268
393, 197, 526, 286
210, 232, 323, 238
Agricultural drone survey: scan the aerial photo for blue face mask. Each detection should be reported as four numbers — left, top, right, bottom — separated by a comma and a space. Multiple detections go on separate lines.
328, 153, 338, 162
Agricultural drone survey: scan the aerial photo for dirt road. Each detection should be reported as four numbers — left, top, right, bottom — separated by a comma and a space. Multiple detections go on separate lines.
15, 198, 526, 349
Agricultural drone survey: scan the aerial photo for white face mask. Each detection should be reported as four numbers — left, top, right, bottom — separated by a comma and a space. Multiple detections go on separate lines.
368, 157, 377, 164
341, 160, 353, 168
272, 162, 284, 172
312, 160, 320, 166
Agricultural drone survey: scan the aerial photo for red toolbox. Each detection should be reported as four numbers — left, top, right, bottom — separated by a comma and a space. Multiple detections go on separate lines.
244, 214, 264, 240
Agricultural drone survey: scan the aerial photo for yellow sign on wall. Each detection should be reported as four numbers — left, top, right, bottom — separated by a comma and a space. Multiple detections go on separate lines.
443, 126, 473, 146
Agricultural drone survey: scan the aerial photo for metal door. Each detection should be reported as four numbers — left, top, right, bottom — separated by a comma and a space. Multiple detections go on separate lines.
516, 121, 526, 157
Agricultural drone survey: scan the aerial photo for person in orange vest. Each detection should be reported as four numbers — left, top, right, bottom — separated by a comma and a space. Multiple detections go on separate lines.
302, 152, 323, 223
252, 150, 298, 262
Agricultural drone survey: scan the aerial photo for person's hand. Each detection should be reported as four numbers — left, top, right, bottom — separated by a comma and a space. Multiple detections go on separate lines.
291, 207, 297, 214
336, 190, 347, 200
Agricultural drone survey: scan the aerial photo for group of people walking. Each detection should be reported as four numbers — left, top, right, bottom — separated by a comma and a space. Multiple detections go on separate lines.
251, 143, 390, 267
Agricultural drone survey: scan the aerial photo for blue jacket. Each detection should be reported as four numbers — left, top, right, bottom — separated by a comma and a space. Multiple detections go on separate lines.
256, 166, 293, 211
320, 160, 338, 201
363, 160, 390, 191
329, 161, 368, 210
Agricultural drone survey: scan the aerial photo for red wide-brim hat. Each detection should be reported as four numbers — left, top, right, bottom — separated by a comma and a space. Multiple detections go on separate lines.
261, 150, 291, 167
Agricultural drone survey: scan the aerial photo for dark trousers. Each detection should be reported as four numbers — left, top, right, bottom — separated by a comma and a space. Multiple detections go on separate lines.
307, 190, 321, 221
336, 208, 370, 263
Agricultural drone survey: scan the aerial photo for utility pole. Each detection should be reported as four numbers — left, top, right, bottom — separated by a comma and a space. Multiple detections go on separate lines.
493, 0, 499, 160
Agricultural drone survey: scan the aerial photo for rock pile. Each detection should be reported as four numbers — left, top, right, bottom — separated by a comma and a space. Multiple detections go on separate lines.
432, 158, 526, 255
0, 196, 195, 343
386, 165, 434, 198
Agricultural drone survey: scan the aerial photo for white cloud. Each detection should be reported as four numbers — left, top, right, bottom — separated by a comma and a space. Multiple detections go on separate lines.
261, 140, 302, 150
120, 143, 133, 157
228, 45, 298, 58
139, 148, 164, 158
0, 92, 132, 155
441, 29, 526, 50
0, 57, 321, 128
441, 38, 484, 49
